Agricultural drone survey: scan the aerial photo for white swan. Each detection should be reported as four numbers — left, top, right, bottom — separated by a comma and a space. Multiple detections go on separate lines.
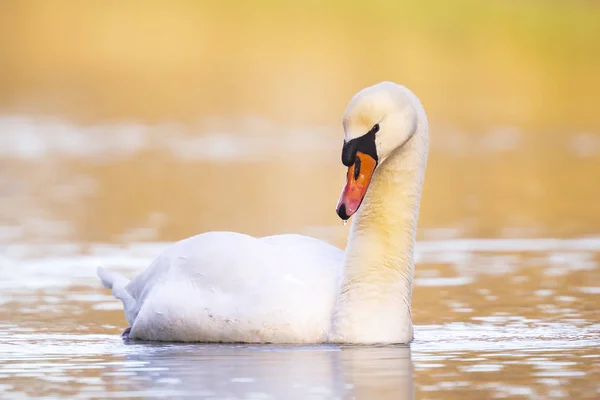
98, 81, 428, 344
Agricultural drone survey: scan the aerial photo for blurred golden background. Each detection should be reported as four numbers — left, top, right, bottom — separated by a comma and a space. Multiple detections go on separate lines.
1, 0, 599, 245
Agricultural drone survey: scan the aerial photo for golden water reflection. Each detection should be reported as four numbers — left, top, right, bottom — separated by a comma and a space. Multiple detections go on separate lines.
1, 117, 600, 243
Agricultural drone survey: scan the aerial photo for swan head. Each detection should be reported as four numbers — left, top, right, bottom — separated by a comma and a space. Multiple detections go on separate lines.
336, 81, 421, 220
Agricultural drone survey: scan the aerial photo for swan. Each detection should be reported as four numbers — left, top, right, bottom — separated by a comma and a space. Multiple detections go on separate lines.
97, 81, 428, 344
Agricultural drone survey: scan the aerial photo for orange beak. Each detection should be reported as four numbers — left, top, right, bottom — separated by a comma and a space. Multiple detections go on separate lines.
336, 151, 377, 220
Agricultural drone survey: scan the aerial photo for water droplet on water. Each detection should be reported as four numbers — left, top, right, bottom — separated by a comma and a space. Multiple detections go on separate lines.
343, 220, 348, 226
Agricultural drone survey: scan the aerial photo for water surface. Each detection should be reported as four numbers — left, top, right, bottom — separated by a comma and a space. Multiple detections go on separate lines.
1, 240, 598, 399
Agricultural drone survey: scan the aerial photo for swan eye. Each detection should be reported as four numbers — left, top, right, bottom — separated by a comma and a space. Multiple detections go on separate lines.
353, 156, 361, 180
341, 124, 379, 167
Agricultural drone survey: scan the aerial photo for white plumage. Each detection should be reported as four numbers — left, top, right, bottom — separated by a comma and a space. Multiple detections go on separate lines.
99, 233, 342, 342
98, 81, 429, 344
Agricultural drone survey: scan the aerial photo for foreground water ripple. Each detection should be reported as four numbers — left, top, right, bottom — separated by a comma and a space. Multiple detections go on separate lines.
0, 239, 598, 399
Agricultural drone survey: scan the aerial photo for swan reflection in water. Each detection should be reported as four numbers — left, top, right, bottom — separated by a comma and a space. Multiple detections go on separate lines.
115, 343, 414, 399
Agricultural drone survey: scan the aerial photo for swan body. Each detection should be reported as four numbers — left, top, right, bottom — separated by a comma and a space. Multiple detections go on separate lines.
99, 233, 343, 343
98, 81, 429, 344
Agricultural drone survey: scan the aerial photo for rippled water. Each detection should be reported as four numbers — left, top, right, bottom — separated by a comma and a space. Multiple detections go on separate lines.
1, 240, 598, 399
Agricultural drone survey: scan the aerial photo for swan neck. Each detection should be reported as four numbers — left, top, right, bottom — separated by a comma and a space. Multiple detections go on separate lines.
331, 129, 427, 344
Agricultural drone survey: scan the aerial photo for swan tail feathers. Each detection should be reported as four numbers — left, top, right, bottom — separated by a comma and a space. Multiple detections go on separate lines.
97, 266, 138, 326
97, 266, 129, 290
